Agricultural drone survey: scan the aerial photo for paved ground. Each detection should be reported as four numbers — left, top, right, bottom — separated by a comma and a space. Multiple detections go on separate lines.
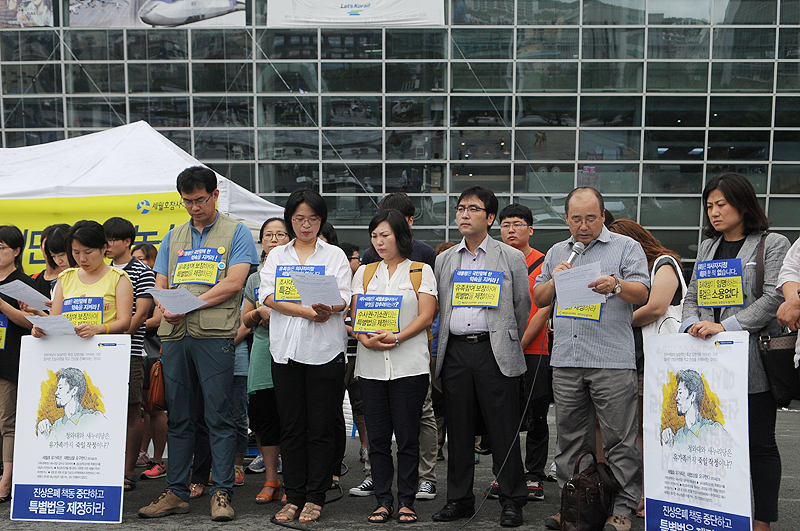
4, 402, 800, 529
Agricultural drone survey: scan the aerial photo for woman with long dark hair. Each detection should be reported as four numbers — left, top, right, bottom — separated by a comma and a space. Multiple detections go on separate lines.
681, 173, 789, 531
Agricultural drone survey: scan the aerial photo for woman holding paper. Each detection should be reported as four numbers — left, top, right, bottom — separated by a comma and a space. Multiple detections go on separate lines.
350, 209, 436, 524
681, 173, 789, 531
259, 189, 351, 524
0, 225, 37, 501
241, 217, 290, 503
31, 220, 133, 338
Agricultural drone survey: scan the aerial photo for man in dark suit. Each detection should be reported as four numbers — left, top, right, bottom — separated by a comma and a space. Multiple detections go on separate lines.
432, 185, 530, 527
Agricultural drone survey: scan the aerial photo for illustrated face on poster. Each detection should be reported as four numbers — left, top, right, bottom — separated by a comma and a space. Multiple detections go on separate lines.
37, 368, 107, 440
661, 369, 728, 452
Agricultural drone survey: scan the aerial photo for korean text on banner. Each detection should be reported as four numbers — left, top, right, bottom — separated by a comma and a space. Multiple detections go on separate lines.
0, 193, 185, 273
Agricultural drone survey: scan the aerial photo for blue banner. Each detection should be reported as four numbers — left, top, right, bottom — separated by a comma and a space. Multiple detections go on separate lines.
13, 483, 122, 523
646, 498, 750, 531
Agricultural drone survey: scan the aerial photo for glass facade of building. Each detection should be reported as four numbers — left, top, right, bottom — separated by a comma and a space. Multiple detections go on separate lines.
2, 0, 800, 267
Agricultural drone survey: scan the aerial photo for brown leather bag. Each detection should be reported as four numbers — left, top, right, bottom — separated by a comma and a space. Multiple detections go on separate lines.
559, 450, 621, 531
146, 359, 167, 411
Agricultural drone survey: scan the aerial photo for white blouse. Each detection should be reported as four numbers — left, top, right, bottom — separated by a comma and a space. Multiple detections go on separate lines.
351, 259, 437, 381
260, 238, 351, 365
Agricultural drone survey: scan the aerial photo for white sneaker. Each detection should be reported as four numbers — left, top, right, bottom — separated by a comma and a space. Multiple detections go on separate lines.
547, 461, 558, 482
349, 478, 374, 497
246, 454, 265, 474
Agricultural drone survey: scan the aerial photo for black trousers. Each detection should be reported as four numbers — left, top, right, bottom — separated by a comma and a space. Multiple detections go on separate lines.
749, 391, 781, 522
523, 354, 550, 482
272, 353, 346, 507
441, 336, 527, 508
360, 374, 429, 506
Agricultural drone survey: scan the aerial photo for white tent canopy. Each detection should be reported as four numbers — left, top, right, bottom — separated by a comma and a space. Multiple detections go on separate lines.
0, 121, 282, 225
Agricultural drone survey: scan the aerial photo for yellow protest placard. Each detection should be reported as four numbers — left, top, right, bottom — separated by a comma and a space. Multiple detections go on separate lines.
555, 303, 603, 321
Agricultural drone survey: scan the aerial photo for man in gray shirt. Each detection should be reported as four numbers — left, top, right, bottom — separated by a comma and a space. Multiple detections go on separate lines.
534, 187, 649, 531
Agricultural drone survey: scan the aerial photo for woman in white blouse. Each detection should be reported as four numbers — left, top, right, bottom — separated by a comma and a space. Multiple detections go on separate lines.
350, 209, 437, 524
259, 189, 351, 524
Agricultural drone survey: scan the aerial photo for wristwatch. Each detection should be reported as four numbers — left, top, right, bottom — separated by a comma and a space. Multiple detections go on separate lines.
612, 276, 622, 295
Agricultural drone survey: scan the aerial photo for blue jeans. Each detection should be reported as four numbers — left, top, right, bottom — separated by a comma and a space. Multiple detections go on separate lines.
232, 375, 249, 457
162, 336, 236, 501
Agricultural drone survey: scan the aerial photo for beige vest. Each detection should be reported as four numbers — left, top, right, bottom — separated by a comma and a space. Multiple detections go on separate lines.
158, 213, 243, 341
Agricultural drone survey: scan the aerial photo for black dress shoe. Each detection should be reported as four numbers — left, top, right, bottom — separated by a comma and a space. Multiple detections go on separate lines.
431, 501, 475, 522
500, 503, 523, 527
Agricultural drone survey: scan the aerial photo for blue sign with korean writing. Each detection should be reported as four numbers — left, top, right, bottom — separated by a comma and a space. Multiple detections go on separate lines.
646, 498, 749, 531
275, 264, 325, 302
13, 483, 122, 523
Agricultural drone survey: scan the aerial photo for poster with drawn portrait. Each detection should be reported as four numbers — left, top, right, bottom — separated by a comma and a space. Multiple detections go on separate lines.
11, 335, 130, 523
643, 331, 751, 531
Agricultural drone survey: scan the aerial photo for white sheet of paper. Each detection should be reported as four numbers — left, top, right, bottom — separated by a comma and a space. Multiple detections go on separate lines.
25, 315, 77, 335
146, 288, 206, 315
0, 279, 51, 311
554, 261, 606, 309
290, 271, 343, 307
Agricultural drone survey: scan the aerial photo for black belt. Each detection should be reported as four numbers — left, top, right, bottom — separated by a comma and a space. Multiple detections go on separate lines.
450, 332, 490, 344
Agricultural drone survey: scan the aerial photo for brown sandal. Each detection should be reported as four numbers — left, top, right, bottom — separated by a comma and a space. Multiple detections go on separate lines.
189, 483, 205, 499
256, 481, 281, 504
274, 503, 299, 522
299, 502, 322, 523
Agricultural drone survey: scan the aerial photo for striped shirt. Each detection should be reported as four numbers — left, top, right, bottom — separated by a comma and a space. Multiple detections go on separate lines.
449, 235, 490, 335
534, 226, 649, 369
115, 258, 156, 357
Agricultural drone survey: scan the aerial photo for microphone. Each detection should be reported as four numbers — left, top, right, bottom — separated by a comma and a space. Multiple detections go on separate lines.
566, 241, 585, 265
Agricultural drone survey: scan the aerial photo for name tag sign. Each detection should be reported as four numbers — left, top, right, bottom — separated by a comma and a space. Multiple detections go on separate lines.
275, 265, 325, 302
353, 294, 402, 333
62, 297, 104, 326
696, 259, 744, 308
254, 287, 261, 308
451, 269, 503, 308
555, 303, 603, 321
173, 247, 225, 286
0, 313, 7, 350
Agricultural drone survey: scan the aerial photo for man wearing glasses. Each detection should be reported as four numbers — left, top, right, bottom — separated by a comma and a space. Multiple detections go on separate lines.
432, 186, 530, 527
533, 187, 649, 531
139, 166, 258, 522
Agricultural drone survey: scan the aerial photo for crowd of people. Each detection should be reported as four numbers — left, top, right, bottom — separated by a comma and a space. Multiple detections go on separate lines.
0, 167, 795, 531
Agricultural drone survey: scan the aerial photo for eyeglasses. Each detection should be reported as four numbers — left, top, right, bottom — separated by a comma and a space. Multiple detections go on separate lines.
263, 231, 289, 240
456, 205, 487, 214
349, 256, 361, 262
0, 244, 9, 251
568, 215, 601, 226
291, 215, 321, 226
500, 222, 530, 230
180, 195, 213, 208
